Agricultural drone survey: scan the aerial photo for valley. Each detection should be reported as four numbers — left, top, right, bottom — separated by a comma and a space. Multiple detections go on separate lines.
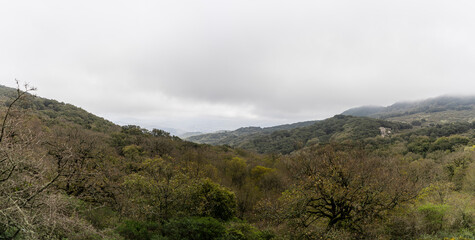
0, 84, 474, 240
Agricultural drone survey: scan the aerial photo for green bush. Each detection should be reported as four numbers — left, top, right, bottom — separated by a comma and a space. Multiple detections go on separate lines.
195, 179, 237, 221
418, 203, 449, 233
224, 220, 274, 240
431, 136, 470, 152
162, 217, 225, 240
117, 220, 159, 240
407, 136, 432, 156
83, 206, 120, 230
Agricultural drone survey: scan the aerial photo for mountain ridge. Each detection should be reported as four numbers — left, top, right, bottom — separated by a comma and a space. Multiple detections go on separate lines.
187, 95, 474, 154
342, 95, 475, 121
1, 84, 474, 239
188, 115, 412, 154
186, 120, 318, 144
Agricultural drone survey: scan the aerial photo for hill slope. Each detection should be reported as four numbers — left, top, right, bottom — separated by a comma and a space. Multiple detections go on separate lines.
188, 115, 412, 154
235, 115, 412, 154
342, 95, 475, 124
0, 84, 119, 133
1, 84, 474, 240
188, 95, 475, 154
0, 83, 279, 239
186, 120, 317, 144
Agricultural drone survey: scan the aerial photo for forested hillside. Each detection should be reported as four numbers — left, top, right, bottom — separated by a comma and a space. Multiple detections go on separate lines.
1, 84, 474, 240
187, 120, 317, 145
189, 96, 475, 154
342, 96, 475, 124
234, 115, 412, 154
188, 115, 412, 154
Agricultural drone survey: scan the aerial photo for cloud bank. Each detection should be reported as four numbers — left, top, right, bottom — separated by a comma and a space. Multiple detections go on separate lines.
1, 0, 474, 132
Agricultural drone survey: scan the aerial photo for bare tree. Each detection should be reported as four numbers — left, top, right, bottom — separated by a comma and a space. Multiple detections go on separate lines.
0, 81, 38, 238
0, 81, 77, 239
281, 144, 420, 237
0, 81, 109, 239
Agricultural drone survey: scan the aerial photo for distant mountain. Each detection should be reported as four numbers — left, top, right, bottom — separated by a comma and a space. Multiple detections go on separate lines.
178, 131, 204, 138
342, 95, 475, 124
2, 84, 473, 239
186, 120, 317, 145
188, 115, 412, 154
341, 106, 386, 117
236, 115, 412, 154
157, 127, 189, 137
188, 95, 475, 154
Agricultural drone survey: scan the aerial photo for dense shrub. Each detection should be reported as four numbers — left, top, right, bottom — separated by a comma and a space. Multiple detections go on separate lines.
224, 220, 274, 240
194, 179, 237, 221
418, 203, 449, 234
117, 220, 159, 240
162, 217, 225, 240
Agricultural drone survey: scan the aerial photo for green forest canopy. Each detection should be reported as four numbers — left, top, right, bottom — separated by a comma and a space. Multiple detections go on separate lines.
0, 84, 474, 240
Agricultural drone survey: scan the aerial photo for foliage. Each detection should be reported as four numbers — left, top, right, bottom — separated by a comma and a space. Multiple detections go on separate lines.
189, 115, 412, 154
278, 144, 420, 236
161, 217, 225, 240
193, 179, 237, 221
418, 203, 449, 233
0, 84, 474, 239
237, 115, 412, 154
117, 220, 159, 240
224, 220, 274, 240
406, 134, 472, 157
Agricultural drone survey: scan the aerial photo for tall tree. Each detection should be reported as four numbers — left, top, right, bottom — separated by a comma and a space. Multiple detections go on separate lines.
282, 144, 420, 236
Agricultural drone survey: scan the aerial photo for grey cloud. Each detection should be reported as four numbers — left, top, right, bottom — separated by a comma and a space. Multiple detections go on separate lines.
1, 0, 475, 131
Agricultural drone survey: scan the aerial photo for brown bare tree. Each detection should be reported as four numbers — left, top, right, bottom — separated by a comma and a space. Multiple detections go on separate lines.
0, 81, 82, 239
282, 144, 420, 237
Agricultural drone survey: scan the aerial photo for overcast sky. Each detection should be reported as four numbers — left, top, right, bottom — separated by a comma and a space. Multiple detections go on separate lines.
1, 0, 475, 133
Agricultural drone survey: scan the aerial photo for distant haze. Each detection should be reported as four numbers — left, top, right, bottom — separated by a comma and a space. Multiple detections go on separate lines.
1, 0, 475, 132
